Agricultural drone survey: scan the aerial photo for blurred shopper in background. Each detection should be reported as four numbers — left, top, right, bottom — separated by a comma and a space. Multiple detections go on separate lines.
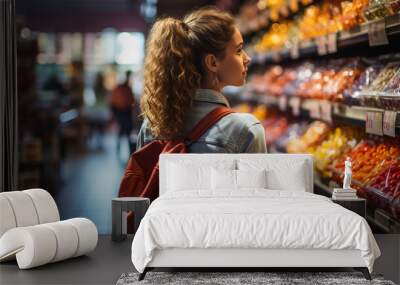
110, 70, 135, 156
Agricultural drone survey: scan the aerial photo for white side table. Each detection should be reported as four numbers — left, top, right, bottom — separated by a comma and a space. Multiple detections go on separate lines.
112, 197, 150, 242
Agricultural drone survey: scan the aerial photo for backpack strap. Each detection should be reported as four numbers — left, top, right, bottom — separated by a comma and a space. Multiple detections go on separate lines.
185, 106, 234, 143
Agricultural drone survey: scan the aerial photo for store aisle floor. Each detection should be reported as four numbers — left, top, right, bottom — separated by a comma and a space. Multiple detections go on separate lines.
55, 133, 130, 234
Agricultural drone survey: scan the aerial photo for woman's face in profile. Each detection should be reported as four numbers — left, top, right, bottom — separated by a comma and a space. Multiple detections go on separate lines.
216, 27, 251, 87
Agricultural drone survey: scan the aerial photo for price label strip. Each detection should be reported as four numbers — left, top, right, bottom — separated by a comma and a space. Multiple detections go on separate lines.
327, 33, 337, 54
368, 19, 389, 47
290, 40, 300, 59
383, 111, 397, 137
309, 101, 321, 119
278, 96, 288, 111
271, 51, 281, 62
320, 101, 332, 123
290, 97, 301, 116
366, 111, 383, 136
316, 36, 328, 56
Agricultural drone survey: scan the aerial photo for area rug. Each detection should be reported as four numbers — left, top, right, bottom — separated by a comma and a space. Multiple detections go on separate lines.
116, 271, 395, 285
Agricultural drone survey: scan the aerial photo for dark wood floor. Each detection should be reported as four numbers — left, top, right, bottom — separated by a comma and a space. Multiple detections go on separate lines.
0, 235, 134, 285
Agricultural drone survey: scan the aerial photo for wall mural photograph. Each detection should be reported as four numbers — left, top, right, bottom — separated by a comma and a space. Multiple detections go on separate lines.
1, 0, 400, 284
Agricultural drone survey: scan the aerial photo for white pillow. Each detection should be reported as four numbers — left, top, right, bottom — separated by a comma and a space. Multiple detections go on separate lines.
236, 169, 267, 189
211, 168, 236, 190
211, 169, 268, 191
237, 159, 308, 192
266, 167, 307, 192
167, 163, 211, 191
167, 160, 236, 192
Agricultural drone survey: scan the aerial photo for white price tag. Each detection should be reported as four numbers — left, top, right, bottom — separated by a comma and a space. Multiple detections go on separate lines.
271, 51, 281, 62
278, 96, 288, 111
316, 36, 328, 55
328, 33, 337, 54
290, 41, 300, 59
309, 101, 321, 119
366, 111, 383, 135
290, 97, 301, 116
320, 101, 332, 123
368, 19, 388, 46
383, 111, 397, 137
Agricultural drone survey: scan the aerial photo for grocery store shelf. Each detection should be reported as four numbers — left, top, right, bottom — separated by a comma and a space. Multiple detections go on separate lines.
314, 172, 400, 233
228, 92, 400, 136
268, 136, 400, 233
251, 14, 400, 65
243, 0, 321, 43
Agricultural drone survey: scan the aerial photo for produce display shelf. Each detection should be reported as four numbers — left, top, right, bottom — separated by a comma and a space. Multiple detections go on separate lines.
243, 0, 322, 43
251, 14, 400, 65
233, 10, 400, 234
229, 92, 400, 136
233, 92, 400, 233
268, 152, 400, 233
313, 167, 399, 233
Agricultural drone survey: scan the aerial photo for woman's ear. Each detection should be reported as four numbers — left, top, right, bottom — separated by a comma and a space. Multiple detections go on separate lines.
204, 54, 219, 73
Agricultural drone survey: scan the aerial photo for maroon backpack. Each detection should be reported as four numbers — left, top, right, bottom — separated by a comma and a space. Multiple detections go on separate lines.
118, 106, 234, 200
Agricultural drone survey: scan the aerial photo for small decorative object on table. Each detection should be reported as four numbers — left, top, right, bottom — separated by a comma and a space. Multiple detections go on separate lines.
332, 188, 358, 200
332, 157, 358, 200
343, 157, 353, 190
112, 197, 150, 242
332, 157, 366, 218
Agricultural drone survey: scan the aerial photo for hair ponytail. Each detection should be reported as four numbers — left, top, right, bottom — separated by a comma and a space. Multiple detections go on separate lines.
141, 7, 235, 139
141, 18, 201, 139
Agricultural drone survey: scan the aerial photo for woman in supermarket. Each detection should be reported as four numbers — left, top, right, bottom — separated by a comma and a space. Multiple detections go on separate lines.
136, 7, 267, 153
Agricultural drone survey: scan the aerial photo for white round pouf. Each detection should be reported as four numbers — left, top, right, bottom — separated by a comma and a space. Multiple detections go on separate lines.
23, 189, 60, 224
0, 196, 17, 237
66, 218, 98, 257
1, 191, 39, 227
42, 221, 79, 262
0, 189, 98, 269
0, 226, 57, 269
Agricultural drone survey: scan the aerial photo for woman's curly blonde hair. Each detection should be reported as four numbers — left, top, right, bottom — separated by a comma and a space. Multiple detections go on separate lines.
140, 7, 235, 139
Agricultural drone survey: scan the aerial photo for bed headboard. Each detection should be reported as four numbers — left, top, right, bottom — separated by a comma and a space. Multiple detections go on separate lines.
159, 153, 314, 195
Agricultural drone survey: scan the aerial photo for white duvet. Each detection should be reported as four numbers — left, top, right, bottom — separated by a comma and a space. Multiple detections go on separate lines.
131, 190, 380, 273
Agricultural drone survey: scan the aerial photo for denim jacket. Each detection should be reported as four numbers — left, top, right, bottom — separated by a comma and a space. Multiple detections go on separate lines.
136, 89, 267, 153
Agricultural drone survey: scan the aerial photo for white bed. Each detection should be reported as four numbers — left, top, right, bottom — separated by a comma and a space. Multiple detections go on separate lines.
131, 154, 380, 280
